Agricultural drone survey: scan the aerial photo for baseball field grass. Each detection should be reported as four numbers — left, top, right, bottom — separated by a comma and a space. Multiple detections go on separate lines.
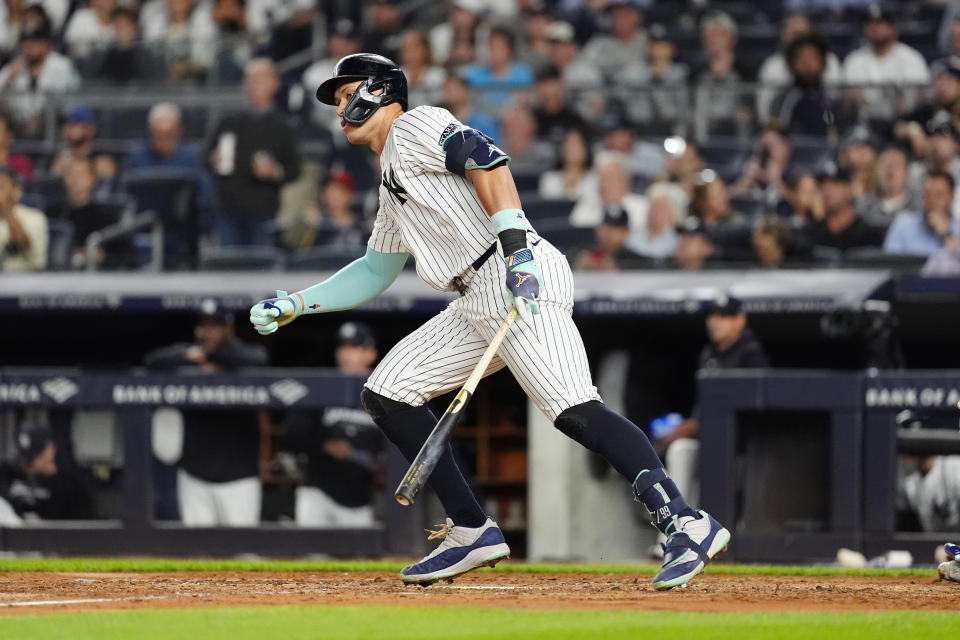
0, 558, 957, 639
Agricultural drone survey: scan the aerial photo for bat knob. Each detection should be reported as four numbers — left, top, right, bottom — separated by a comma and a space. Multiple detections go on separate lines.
395, 494, 412, 507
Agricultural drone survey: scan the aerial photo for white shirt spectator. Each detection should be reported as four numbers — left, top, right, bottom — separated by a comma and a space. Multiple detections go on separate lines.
64, 7, 116, 58
0, 52, 81, 129
539, 169, 598, 201
757, 50, 843, 121
843, 42, 931, 120
141, 0, 218, 68
0, 203, 48, 272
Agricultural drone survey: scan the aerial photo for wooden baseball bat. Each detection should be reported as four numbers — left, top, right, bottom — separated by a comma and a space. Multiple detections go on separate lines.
394, 306, 519, 506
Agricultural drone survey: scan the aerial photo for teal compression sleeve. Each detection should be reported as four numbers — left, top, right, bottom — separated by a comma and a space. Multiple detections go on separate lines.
296, 247, 409, 314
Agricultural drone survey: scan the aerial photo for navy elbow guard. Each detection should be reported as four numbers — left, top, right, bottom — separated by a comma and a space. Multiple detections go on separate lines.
441, 126, 510, 177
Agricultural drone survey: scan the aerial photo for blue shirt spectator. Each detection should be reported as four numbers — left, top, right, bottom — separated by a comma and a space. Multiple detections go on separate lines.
884, 171, 959, 256
124, 103, 214, 215
463, 26, 533, 109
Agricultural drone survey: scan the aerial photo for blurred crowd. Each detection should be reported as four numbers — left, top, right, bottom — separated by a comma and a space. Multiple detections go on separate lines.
2, 0, 960, 275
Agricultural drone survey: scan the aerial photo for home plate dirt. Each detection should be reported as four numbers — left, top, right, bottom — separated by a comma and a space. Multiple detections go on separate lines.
0, 572, 957, 616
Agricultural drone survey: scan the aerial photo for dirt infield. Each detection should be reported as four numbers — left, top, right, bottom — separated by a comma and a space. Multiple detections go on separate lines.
0, 571, 957, 616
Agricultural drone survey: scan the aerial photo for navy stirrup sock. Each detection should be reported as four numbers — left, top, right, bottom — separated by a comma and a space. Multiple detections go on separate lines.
373, 403, 487, 528
555, 400, 699, 533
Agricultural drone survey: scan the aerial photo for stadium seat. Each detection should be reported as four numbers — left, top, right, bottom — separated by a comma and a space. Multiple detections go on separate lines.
289, 245, 367, 271
121, 168, 202, 269
28, 174, 66, 211
46, 218, 75, 271
198, 246, 287, 271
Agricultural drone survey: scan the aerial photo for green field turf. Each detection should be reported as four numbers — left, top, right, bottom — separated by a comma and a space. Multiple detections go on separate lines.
0, 556, 936, 577
0, 606, 957, 640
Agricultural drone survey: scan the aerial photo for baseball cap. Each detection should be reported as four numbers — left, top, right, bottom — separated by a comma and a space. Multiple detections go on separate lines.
198, 298, 233, 325
939, 60, 960, 83
864, 4, 895, 24
337, 321, 376, 349
648, 23, 670, 43
17, 422, 53, 464
926, 113, 960, 142
840, 124, 879, 151
601, 204, 630, 228
545, 21, 576, 44
535, 64, 562, 83
815, 161, 851, 183
706, 293, 743, 315
63, 104, 95, 125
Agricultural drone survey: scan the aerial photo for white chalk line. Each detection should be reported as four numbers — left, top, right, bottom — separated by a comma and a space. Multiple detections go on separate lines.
0, 594, 189, 608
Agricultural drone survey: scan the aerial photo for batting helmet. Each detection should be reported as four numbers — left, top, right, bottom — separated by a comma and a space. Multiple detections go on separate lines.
315, 53, 408, 125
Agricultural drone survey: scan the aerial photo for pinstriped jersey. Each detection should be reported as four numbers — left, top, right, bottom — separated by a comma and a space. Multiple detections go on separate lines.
368, 105, 507, 292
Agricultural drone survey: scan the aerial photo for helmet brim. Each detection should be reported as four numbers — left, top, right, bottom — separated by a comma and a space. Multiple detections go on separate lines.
316, 75, 370, 105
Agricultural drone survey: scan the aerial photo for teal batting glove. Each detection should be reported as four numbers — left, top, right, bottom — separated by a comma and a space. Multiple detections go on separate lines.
505, 248, 542, 322
249, 290, 303, 335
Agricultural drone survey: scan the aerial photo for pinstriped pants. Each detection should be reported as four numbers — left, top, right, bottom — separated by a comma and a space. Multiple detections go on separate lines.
364, 239, 601, 421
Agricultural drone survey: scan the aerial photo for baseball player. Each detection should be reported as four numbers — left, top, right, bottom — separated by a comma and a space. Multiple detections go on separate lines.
250, 54, 730, 589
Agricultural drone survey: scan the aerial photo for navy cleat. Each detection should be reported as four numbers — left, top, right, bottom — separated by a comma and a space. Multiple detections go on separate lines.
652, 510, 730, 591
401, 518, 510, 585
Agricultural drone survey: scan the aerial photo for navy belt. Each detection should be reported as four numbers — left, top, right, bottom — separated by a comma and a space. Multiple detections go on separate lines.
451, 242, 498, 296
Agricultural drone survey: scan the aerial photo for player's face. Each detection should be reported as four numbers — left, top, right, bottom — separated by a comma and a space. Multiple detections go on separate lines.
335, 80, 373, 143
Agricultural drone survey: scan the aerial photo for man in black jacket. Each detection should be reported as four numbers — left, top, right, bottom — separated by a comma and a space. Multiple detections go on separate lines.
206, 57, 301, 247
283, 322, 383, 527
144, 299, 268, 526
652, 295, 769, 512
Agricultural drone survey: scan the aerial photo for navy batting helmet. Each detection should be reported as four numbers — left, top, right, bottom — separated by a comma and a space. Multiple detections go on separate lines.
315, 53, 408, 125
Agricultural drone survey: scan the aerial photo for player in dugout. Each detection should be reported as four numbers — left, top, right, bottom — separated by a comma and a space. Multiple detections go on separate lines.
249, 54, 730, 589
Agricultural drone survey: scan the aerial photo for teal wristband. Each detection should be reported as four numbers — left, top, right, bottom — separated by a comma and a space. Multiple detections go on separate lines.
490, 208, 527, 234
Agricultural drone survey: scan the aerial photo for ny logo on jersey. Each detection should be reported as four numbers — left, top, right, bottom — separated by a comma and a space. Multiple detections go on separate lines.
382, 167, 407, 206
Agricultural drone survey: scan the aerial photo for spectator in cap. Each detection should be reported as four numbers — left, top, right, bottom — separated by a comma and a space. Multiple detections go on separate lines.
650, 294, 768, 517
570, 154, 648, 229
757, 11, 843, 123
144, 298, 269, 527
539, 127, 596, 201
282, 321, 383, 527
497, 104, 553, 174
0, 11, 81, 138
626, 184, 680, 260
575, 203, 650, 271
0, 420, 94, 524
441, 73, 500, 143
806, 164, 885, 251
50, 105, 100, 176
532, 64, 586, 151
581, 0, 648, 82
839, 125, 879, 201
768, 34, 840, 139
884, 170, 959, 257
692, 11, 755, 137
616, 23, 688, 137
463, 25, 534, 110
292, 169, 367, 250
594, 104, 666, 179
0, 108, 33, 181
907, 116, 960, 215
672, 217, 716, 271
0, 165, 46, 271
859, 147, 917, 224
64, 0, 117, 59
842, 4, 930, 123
399, 30, 446, 109
543, 20, 603, 119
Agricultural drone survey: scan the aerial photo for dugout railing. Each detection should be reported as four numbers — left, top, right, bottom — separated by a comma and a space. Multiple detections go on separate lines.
0, 368, 433, 557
